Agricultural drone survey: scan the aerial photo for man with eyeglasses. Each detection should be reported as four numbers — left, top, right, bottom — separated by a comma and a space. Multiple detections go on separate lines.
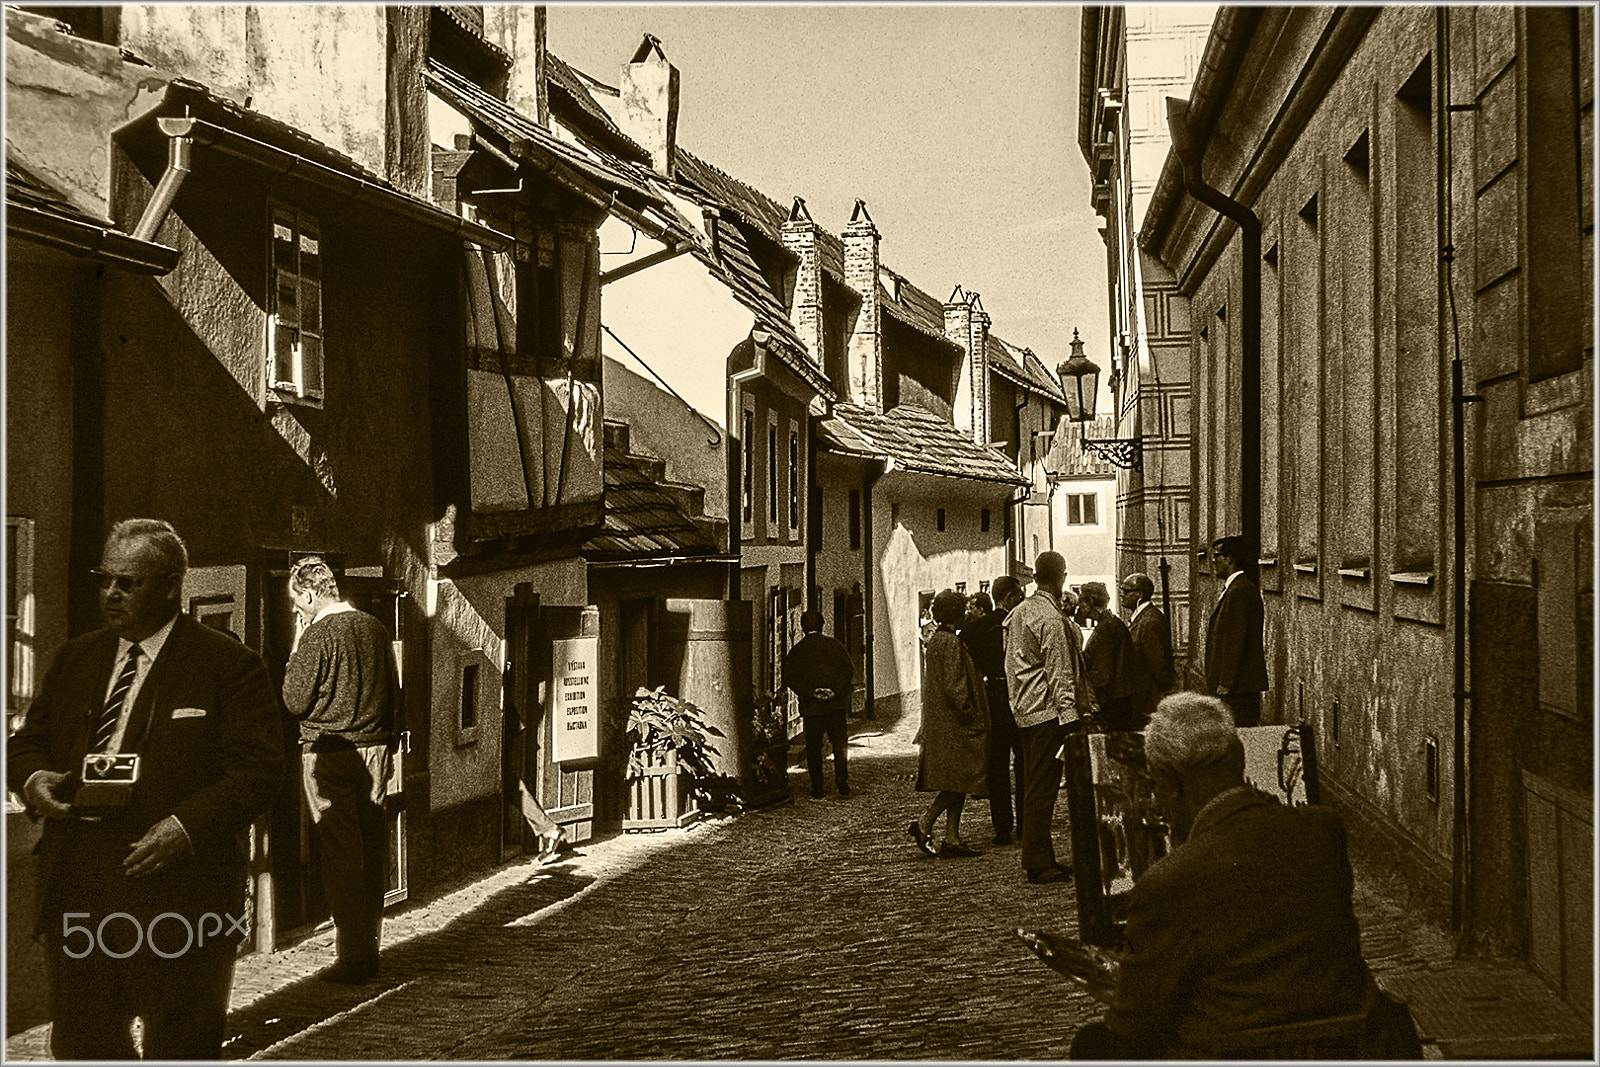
9, 518, 283, 1059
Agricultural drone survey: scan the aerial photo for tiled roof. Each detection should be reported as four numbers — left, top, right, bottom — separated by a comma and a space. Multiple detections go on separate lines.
544, 53, 651, 162
7, 160, 111, 228
584, 436, 721, 561
674, 148, 850, 281
989, 333, 1065, 403
881, 273, 960, 347
1045, 415, 1119, 478
425, 59, 657, 202
1019, 345, 1067, 404
821, 403, 1028, 486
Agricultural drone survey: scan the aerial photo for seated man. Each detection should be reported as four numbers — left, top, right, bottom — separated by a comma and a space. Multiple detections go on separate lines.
1071, 692, 1404, 1060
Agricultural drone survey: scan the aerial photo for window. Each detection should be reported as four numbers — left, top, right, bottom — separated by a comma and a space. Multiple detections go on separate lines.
460, 662, 479, 731
848, 490, 861, 550
768, 421, 779, 526
937, 508, 946, 532
268, 205, 324, 402
741, 403, 754, 527
788, 426, 801, 535
6, 517, 33, 732
981, 508, 991, 533
1066, 492, 1098, 526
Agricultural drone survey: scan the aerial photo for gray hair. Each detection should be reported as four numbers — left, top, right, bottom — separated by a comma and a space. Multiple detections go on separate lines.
1144, 691, 1239, 774
107, 518, 188, 574
1121, 573, 1155, 600
289, 555, 341, 600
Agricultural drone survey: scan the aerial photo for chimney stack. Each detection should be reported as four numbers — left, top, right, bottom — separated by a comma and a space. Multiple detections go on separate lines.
618, 34, 679, 177
947, 288, 990, 445
780, 198, 823, 364
842, 200, 882, 411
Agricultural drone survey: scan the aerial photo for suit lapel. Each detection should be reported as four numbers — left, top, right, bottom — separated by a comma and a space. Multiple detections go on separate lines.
69, 633, 122, 758
122, 615, 188, 752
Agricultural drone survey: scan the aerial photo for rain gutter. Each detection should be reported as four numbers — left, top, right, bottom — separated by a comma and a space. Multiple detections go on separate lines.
8, 202, 179, 275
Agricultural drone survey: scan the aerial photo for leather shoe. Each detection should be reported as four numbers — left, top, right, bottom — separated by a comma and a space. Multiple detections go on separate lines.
837, 783, 852, 797
907, 820, 937, 857
940, 841, 982, 858
1026, 865, 1070, 885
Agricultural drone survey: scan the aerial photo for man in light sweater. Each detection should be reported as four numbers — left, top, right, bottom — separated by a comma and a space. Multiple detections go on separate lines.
283, 556, 398, 984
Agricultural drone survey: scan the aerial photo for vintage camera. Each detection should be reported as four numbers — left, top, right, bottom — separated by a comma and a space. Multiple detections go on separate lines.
69, 752, 141, 815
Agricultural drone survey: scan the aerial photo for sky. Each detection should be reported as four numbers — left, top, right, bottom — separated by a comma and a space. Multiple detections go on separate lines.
544, 3, 1111, 389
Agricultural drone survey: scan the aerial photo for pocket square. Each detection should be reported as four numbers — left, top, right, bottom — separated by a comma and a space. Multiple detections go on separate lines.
172, 707, 208, 719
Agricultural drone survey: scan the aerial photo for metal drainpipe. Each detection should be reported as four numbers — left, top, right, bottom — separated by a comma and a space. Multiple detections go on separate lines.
131, 120, 194, 243
1165, 97, 1262, 553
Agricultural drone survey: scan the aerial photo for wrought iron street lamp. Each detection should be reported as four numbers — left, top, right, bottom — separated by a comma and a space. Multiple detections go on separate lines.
1056, 328, 1142, 471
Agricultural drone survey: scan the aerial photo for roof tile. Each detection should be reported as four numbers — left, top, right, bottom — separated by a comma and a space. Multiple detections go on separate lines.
822, 403, 1028, 486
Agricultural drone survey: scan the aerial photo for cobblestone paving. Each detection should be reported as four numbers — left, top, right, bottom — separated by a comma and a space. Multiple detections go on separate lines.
7, 717, 1588, 1060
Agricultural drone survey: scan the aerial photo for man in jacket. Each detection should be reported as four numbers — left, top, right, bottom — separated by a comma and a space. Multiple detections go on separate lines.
960, 577, 1025, 845
1004, 552, 1085, 884
284, 556, 399, 984
1120, 573, 1174, 723
9, 519, 283, 1059
1077, 581, 1140, 731
1205, 536, 1269, 727
783, 610, 855, 798
1070, 692, 1392, 1059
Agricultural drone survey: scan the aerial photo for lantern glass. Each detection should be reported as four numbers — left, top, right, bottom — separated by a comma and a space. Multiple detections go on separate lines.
1058, 355, 1101, 423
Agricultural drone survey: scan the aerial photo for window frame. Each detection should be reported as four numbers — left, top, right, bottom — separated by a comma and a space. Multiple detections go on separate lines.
266, 202, 325, 406
6, 517, 34, 731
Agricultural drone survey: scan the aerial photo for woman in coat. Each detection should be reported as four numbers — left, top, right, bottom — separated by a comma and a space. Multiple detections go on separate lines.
908, 589, 991, 858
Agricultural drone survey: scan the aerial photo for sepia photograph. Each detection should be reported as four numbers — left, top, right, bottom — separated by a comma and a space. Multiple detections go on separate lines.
3, 3, 1593, 1061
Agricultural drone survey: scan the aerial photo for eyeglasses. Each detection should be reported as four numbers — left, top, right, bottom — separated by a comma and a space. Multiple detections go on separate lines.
91, 569, 174, 594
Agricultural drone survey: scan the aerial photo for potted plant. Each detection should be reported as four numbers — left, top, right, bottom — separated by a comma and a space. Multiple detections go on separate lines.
622, 686, 725, 830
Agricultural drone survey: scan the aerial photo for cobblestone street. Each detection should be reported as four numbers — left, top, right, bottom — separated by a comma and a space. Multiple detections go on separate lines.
8, 718, 1590, 1060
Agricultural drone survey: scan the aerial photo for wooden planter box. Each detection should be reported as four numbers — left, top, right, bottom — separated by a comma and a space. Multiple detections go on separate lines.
623, 747, 699, 830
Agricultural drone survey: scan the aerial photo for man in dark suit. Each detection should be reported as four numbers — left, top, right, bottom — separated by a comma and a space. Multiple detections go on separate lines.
1120, 572, 1174, 723
1076, 582, 1141, 731
959, 576, 1025, 846
1070, 692, 1385, 1059
9, 519, 283, 1059
284, 555, 399, 984
1204, 535, 1268, 727
783, 610, 855, 798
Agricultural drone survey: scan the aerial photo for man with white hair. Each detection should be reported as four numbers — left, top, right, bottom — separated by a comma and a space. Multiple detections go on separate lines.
1069, 691, 1409, 1059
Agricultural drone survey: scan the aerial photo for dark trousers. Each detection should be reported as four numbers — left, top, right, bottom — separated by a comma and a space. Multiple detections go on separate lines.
303, 742, 391, 969
1070, 1021, 1157, 1060
1018, 717, 1077, 874
1222, 691, 1262, 728
40, 824, 240, 1059
802, 710, 849, 793
984, 679, 1023, 838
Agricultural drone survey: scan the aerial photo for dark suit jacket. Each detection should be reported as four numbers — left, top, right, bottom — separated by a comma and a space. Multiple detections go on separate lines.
1128, 603, 1175, 717
1083, 613, 1137, 704
782, 631, 854, 717
8, 613, 284, 930
1105, 789, 1371, 1054
1205, 575, 1268, 695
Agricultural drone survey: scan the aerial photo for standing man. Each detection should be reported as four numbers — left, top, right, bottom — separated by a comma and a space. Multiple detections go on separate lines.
783, 609, 854, 798
1004, 551, 1087, 884
960, 577, 1025, 846
1077, 582, 1140, 731
9, 519, 283, 1059
1205, 536, 1268, 728
1121, 573, 1175, 724
283, 556, 398, 984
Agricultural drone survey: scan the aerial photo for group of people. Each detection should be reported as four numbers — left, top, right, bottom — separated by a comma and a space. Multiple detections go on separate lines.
9, 518, 566, 1060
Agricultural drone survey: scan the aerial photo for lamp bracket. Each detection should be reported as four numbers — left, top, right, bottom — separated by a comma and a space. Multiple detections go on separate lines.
1080, 436, 1143, 471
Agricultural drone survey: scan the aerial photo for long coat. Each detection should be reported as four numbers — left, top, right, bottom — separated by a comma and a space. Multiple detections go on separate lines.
1205, 574, 1269, 695
916, 626, 989, 794
1128, 602, 1176, 721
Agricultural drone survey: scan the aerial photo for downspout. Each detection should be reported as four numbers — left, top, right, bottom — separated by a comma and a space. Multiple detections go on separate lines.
1439, 5, 1478, 943
131, 118, 194, 243
1166, 97, 1261, 553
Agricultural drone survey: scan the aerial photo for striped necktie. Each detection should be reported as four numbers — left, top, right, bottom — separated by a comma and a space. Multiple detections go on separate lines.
94, 644, 142, 754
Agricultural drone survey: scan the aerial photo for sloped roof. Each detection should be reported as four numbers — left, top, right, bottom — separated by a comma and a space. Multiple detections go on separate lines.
425, 59, 657, 202
7, 160, 111, 227
544, 52, 651, 162
1045, 415, 1119, 478
6, 159, 179, 273
584, 436, 721, 561
821, 403, 1028, 486
989, 333, 1065, 403
881, 273, 960, 348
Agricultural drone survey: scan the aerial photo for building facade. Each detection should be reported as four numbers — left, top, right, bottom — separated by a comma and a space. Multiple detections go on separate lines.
1136, 5, 1593, 1014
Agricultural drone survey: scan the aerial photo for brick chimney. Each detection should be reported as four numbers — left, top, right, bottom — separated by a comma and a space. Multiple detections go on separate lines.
946, 288, 990, 444
618, 34, 679, 177
842, 200, 882, 410
780, 197, 822, 364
